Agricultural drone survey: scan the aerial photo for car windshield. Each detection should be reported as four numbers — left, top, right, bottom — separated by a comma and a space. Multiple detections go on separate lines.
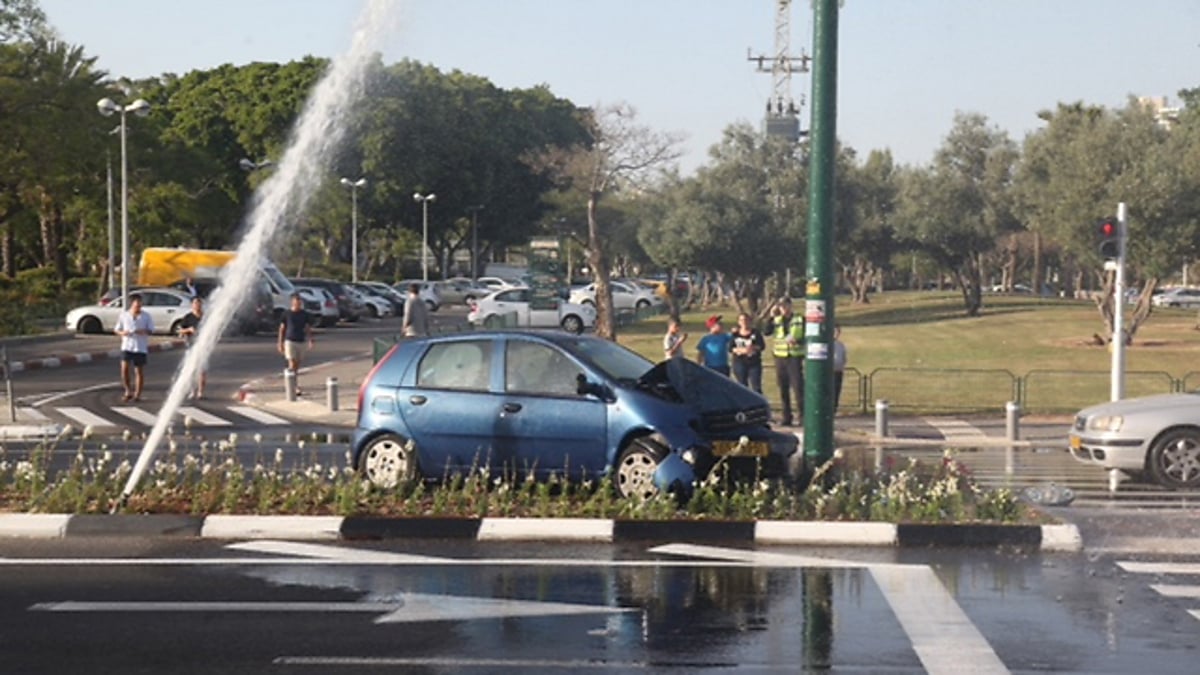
561, 337, 654, 383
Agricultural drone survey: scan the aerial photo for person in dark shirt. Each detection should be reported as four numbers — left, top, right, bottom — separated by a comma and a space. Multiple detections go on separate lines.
177, 297, 207, 399
277, 293, 314, 395
730, 312, 766, 393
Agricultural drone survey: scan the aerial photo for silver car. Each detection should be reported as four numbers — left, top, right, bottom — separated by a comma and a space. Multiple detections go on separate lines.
1069, 392, 1200, 488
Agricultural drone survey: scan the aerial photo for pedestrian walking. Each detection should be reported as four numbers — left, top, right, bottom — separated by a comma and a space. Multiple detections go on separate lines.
730, 312, 765, 393
696, 315, 733, 376
115, 292, 154, 402
662, 316, 687, 359
402, 283, 431, 337
277, 293, 314, 395
177, 296, 207, 399
832, 324, 848, 413
771, 297, 804, 426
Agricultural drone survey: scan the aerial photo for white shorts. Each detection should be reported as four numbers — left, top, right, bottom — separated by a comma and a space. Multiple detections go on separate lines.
283, 340, 305, 362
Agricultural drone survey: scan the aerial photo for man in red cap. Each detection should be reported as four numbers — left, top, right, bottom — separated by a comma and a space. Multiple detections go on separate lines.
695, 314, 732, 376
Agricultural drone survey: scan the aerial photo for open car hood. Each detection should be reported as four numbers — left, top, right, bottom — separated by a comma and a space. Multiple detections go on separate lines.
638, 358, 767, 414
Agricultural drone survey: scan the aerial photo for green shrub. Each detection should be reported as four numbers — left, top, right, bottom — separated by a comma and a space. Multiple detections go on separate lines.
15, 267, 61, 302
65, 277, 100, 304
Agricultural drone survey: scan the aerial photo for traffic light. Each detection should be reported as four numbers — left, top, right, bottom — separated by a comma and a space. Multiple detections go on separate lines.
1097, 217, 1120, 259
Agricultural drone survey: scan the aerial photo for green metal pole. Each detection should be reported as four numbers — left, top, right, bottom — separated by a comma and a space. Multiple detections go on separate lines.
803, 0, 839, 468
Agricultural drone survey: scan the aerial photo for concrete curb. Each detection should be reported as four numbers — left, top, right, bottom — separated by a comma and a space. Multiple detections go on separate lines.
0, 424, 64, 440
8, 339, 186, 373
0, 513, 1083, 550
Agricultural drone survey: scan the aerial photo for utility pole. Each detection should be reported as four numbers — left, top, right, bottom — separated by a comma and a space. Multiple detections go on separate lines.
747, 0, 811, 142
802, 0, 839, 470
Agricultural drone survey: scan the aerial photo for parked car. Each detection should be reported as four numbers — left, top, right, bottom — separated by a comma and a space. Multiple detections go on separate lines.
1069, 392, 1200, 488
352, 331, 801, 495
1151, 287, 1200, 308
435, 277, 489, 305
393, 280, 441, 312
290, 278, 362, 322
66, 287, 193, 335
293, 285, 339, 328
346, 285, 392, 319
475, 276, 524, 293
353, 282, 405, 316
467, 287, 595, 334
569, 279, 663, 312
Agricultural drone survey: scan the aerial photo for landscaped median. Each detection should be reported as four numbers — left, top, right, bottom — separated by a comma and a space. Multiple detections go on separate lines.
0, 433, 1081, 551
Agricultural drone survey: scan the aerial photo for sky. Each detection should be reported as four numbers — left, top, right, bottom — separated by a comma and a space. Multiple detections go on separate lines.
39, 0, 1200, 174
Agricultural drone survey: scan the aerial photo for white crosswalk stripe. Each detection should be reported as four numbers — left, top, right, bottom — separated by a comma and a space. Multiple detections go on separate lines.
38, 404, 292, 430
176, 406, 232, 427
228, 406, 290, 426
1121, 563, 1200, 624
921, 417, 987, 439
56, 406, 119, 428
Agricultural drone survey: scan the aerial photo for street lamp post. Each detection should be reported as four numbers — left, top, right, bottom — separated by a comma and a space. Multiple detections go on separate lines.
466, 205, 484, 280
97, 97, 151, 304
105, 147, 115, 291
413, 192, 436, 281
340, 177, 367, 283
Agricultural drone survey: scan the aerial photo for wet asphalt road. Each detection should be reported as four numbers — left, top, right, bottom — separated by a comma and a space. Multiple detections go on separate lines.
2, 537, 1199, 674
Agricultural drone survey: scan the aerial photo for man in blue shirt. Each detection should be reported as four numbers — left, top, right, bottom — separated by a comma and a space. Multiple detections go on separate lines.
695, 315, 733, 376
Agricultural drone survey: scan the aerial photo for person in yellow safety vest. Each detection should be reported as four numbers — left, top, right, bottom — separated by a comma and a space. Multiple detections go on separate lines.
771, 297, 804, 426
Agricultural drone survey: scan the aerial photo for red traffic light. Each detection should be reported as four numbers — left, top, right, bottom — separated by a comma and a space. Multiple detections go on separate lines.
1097, 217, 1120, 259
1099, 220, 1116, 237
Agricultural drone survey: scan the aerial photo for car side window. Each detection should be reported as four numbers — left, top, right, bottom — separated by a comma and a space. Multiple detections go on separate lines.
417, 341, 492, 392
505, 341, 579, 397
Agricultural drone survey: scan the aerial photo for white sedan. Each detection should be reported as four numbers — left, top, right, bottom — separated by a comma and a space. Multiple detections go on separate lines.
65, 288, 193, 335
467, 288, 596, 334
1151, 287, 1200, 308
569, 280, 663, 311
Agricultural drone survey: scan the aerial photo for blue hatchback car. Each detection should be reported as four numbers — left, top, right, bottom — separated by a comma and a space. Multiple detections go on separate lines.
353, 331, 801, 499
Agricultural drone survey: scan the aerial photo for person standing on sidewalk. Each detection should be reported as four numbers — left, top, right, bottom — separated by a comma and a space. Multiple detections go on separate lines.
771, 297, 804, 426
696, 315, 732, 376
730, 312, 765, 393
401, 283, 430, 337
832, 323, 848, 413
662, 317, 687, 359
176, 296, 207, 399
277, 293, 314, 395
115, 292, 154, 402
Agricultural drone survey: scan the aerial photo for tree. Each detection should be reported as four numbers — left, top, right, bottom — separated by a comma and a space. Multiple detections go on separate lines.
895, 113, 1018, 316
836, 148, 898, 303
529, 103, 681, 339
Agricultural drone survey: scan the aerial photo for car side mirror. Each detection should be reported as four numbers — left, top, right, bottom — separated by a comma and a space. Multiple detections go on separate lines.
575, 373, 610, 400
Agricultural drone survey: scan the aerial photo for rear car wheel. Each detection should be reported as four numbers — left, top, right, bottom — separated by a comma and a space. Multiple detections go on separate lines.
635, 299, 650, 310
561, 314, 584, 334
615, 438, 666, 501
77, 316, 102, 334
1147, 428, 1200, 488
358, 433, 418, 489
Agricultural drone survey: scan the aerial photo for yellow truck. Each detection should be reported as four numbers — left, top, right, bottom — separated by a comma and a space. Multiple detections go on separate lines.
137, 247, 295, 316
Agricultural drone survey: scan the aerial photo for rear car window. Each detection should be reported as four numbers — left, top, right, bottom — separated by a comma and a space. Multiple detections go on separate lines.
417, 340, 492, 391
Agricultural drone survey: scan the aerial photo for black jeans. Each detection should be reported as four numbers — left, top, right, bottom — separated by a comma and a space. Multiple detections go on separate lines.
774, 355, 803, 424
733, 359, 762, 393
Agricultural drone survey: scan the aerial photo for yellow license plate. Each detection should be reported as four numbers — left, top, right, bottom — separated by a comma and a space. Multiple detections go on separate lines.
1069, 436, 1081, 449
712, 439, 769, 458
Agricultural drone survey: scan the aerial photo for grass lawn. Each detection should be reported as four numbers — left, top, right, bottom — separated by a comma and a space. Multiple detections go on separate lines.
618, 291, 1200, 414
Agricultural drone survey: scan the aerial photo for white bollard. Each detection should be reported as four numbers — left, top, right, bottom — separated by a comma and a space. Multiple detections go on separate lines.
326, 376, 339, 412
284, 368, 297, 402
1005, 401, 1021, 441
874, 399, 889, 439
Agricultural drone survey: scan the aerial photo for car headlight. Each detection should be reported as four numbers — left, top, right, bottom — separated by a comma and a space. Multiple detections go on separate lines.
680, 448, 697, 465
1087, 415, 1124, 432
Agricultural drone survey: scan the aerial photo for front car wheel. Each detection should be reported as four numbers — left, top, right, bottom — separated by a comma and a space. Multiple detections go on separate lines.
1148, 428, 1200, 488
615, 438, 665, 501
561, 315, 584, 334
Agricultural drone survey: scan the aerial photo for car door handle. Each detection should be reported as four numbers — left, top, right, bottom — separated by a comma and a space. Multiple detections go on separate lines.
409, 395, 427, 405
502, 402, 522, 413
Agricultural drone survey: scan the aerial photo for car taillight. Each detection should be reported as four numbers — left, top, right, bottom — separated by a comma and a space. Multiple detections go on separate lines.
358, 346, 396, 413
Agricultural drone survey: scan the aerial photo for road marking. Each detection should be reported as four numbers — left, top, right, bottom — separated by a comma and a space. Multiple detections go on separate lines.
30, 383, 119, 407
654, 544, 1009, 675
1190, 610, 1200, 622
176, 406, 232, 426
112, 406, 158, 426
373, 593, 632, 624
229, 405, 290, 425
17, 407, 49, 422
226, 540, 442, 562
31, 601, 395, 613
922, 417, 987, 439
1118, 561, 1200, 575
275, 657, 667, 669
55, 406, 117, 428
1151, 584, 1200, 598
0, 556, 755, 568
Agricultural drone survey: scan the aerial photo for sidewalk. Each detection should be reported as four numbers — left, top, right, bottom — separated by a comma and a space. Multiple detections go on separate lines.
237, 353, 368, 427
1, 334, 186, 373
